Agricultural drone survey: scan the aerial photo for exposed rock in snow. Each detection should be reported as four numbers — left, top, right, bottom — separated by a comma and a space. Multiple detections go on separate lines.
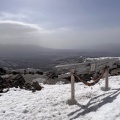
0, 74, 43, 93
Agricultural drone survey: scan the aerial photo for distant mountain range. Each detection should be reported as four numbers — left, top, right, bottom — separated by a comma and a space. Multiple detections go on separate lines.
0, 44, 120, 70
0, 44, 54, 58
0, 44, 120, 58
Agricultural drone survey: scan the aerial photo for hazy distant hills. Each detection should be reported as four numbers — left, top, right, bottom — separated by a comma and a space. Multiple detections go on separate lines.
0, 44, 86, 58
0, 44, 120, 58
0, 44, 85, 70
0, 44, 55, 58
0, 44, 120, 70
86, 43, 120, 57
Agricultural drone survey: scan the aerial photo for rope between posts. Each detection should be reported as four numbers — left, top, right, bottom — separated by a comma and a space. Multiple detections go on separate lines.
73, 67, 108, 86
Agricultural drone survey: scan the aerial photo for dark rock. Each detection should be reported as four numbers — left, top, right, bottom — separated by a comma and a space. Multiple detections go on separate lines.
0, 76, 4, 84
0, 89, 3, 93
24, 82, 33, 90
46, 71, 58, 79
0, 68, 6, 75
0, 74, 43, 93
32, 81, 42, 90
12, 71, 20, 75
36, 71, 43, 75
13, 74, 26, 88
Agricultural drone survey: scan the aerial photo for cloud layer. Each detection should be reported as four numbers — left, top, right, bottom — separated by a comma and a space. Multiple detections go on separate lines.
0, 20, 120, 50
0, 20, 42, 45
0, 1, 120, 49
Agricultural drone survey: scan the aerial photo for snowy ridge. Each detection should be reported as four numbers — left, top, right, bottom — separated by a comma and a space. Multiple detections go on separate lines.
86, 57, 120, 61
0, 76, 120, 120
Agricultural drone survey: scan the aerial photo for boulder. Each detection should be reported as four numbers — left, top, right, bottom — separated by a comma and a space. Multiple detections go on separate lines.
0, 74, 43, 93
0, 76, 4, 84
0, 68, 6, 75
13, 74, 26, 88
32, 81, 42, 90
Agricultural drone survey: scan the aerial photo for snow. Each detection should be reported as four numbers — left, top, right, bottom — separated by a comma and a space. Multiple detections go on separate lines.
1, 76, 120, 120
86, 57, 120, 61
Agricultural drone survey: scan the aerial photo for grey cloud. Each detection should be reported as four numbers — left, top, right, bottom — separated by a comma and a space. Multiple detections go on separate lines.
0, 12, 27, 21
0, 20, 42, 45
0, 20, 120, 50
0, 20, 73, 48
40, 27, 120, 49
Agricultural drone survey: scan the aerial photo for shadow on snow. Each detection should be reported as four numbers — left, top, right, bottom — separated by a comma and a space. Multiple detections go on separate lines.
68, 88, 120, 120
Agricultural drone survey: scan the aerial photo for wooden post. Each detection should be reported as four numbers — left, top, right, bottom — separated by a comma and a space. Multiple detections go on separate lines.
70, 69, 75, 104
105, 68, 109, 91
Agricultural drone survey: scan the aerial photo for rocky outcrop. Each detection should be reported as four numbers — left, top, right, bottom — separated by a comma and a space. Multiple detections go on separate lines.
0, 74, 43, 93
32, 81, 42, 90
0, 68, 6, 75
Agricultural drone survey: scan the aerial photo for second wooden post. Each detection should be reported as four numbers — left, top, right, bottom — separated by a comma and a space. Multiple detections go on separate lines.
70, 69, 75, 104
105, 67, 109, 91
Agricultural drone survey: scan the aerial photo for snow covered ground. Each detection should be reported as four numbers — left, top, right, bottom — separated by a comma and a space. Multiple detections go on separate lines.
0, 75, 120, 120
86, 57, 120, 61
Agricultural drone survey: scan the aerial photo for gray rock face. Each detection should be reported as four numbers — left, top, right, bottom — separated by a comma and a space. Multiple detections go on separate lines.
0, 74, 43, 93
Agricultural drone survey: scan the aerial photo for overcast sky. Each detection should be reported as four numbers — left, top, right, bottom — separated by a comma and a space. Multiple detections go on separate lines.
0, 0, 120, 49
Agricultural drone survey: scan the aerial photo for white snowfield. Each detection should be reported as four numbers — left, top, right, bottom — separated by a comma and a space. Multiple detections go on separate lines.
0, 76, 120, 120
